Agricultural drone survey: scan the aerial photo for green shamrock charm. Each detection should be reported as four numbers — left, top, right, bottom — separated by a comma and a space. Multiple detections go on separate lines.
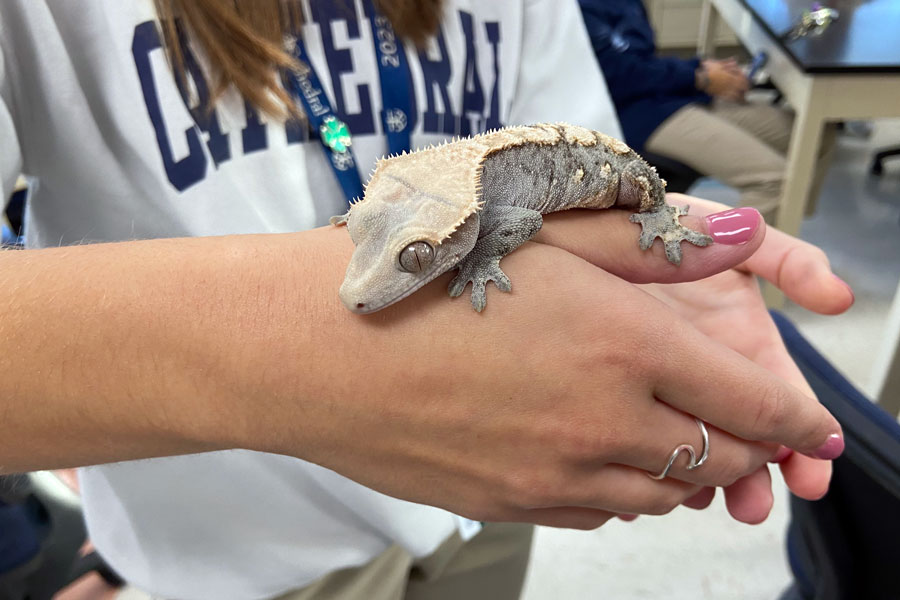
320, 116, 352, 153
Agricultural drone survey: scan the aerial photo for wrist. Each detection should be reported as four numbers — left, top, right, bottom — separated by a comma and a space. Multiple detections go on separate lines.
215, 228, 357, 459
695, 67, 710, 92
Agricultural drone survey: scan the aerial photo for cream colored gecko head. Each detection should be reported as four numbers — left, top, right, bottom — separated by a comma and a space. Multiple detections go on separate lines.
331, 142, 486, 314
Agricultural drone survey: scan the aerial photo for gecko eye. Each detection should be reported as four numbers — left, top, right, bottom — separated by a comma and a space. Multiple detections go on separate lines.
398, 241, 435, 273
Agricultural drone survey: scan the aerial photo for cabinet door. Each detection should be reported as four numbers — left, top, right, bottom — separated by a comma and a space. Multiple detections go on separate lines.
645, 0, 737, 49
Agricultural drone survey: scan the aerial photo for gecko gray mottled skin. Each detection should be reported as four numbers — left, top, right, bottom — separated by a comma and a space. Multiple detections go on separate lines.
331, 123, 712, 313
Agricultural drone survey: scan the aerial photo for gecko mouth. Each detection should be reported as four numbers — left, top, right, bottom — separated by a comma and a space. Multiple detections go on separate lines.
344, 257, 460, 314
347, 270, 445, 314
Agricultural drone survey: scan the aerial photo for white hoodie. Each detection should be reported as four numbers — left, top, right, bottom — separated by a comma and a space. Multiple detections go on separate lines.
0, 1, 620, 598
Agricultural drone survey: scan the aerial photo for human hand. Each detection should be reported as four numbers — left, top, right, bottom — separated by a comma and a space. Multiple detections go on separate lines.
640, 194, 854, 522
237, 223, 842, 530
698, 58, 749, 101
532, 196, 851, 523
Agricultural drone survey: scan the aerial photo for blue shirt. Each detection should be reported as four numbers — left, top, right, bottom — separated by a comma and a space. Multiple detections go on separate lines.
579, 0, 711, 151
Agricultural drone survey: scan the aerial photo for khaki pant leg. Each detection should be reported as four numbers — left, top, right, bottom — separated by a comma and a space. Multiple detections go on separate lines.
273, 545, 413, 600
707, 99, 794, 154
405, 523, 534, 600
709, 100, 836, 214
645, 104, 785, 222
274, 523, 534, 600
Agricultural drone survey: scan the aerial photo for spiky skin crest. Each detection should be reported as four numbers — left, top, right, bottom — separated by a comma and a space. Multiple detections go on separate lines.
333, 123, 712, 313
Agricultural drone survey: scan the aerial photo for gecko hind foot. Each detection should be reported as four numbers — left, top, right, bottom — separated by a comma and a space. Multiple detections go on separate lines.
448, 258, 511, 312
629, 204, 712, 266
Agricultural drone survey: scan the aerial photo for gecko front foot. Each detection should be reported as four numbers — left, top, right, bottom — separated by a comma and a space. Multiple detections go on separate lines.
448, 257, 511, 312
629, 204, 713, 265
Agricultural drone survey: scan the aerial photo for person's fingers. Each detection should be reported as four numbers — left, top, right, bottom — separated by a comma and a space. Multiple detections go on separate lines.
528, 464, 701, 516
723, 466, 774, 524
771, 446, 793, 463
653, 324, 843, 458
777, 451, 833, 500
742, 225, 853, 314
665, 194, 855, 315
728, 317, 838, 498
718, 311, 839, 498
632, 200, 842, 499
534, 205, 764, 284
496, 465, 711, 528
606, 402, 775, 488
683, 487, 716, 510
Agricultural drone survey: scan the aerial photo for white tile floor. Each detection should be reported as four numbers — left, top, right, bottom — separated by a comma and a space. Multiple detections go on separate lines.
521, 119, 900, 600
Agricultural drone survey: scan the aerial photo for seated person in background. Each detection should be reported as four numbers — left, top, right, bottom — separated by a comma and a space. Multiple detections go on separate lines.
578, 0, 833, 223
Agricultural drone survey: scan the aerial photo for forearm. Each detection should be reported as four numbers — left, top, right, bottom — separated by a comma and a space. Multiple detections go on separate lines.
0, 228, 353, 473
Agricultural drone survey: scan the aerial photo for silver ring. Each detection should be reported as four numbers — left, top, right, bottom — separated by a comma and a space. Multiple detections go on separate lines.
647, 418, 710, 480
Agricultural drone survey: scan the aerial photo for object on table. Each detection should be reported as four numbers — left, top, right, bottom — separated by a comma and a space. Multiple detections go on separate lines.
782, 4, 839, 41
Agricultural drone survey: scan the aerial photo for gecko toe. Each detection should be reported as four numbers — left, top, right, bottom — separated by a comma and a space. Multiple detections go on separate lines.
448, 274, 469, 298
685, 229, 713, 247
632, 203, 713, 264
494, 271, 512, 292
664, 241, 683, 265
470, 280, 488, 312
449, 257, 512, 311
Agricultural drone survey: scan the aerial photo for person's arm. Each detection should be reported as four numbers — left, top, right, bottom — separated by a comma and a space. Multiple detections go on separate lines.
0, 233, 310, 469
0, 211, 844, 529
577, 0, 704, 105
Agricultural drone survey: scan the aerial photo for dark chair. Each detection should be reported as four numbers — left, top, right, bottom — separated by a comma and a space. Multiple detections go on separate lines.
3, 183, 26, 248
871, 146, 900, 176
771, 311, 900, 600
0, 473, 123, 600
641, 151, 703, 194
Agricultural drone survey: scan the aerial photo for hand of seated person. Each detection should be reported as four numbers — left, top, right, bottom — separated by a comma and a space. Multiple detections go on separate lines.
698, 58, 750, 102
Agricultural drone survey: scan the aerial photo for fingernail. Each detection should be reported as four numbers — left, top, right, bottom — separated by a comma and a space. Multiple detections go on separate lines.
618, 514, 638, 522
771, 446, 793, 463
705, 207, 761, 245
812, 434, 845, 460
833, 275, 855, 304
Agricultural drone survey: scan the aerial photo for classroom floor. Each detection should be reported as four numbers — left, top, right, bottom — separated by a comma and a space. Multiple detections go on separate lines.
521, 118, 900, 600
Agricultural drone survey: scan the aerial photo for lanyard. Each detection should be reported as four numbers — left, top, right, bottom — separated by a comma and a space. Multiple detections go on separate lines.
283, 2, 413, 207
369, 8, 413, 156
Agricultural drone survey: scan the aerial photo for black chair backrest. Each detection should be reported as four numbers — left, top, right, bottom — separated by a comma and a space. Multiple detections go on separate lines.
640, 151, 702, 195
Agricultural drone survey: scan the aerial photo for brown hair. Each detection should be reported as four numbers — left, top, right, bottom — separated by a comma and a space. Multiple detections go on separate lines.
154, 0, 444, 119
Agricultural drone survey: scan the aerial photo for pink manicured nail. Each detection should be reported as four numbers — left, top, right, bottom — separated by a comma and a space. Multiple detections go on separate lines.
618, 514, 638, 522
812, 434, 845, 460
833, 275, 855, 304
771, 446, 793, 463
705, 207, 761, 245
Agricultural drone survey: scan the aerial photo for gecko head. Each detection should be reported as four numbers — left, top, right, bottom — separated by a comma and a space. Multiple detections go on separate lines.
335, 176, 480, 314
